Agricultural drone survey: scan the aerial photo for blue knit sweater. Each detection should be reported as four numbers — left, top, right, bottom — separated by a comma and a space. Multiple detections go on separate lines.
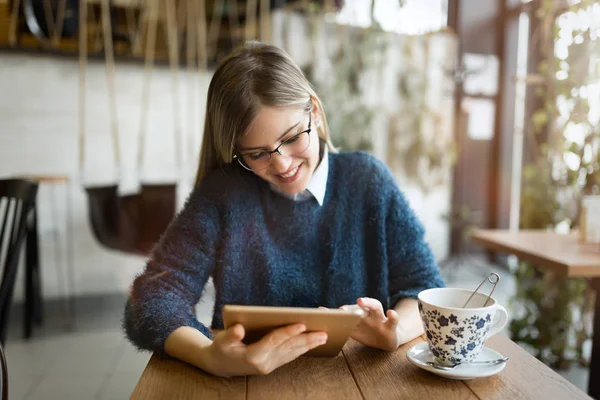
124, 151, 445, 356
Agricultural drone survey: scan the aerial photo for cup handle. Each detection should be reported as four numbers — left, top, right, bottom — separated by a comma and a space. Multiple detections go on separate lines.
488, 305, 508, 337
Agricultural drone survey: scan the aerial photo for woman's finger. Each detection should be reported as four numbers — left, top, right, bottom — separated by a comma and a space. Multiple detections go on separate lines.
279, 331, 328, 363
357, 297, 386, 320
340, 304, 370, 319
246, 328, 325, 374
216, 324, 245, 348
385, 309, 400, 328
255, 323, 307, 350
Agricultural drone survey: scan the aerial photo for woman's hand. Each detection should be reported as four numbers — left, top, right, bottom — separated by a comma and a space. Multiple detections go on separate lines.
341, 297, 400, 351
200, 323, 327, 377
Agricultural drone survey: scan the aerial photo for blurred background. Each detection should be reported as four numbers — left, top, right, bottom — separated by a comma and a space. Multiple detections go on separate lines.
0, 0, 599, 398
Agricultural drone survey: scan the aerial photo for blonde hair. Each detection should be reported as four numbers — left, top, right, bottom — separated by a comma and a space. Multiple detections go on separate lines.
195, 41, 336, 185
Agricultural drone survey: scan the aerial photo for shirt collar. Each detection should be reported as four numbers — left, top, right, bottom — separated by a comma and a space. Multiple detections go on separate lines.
269, 146, 329, 206
306, 146, 328, 206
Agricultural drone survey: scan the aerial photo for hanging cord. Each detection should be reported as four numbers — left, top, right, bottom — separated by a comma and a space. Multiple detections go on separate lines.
196, 0, 208, 71
137, 0, 158, 178
124, 2, 143, 56
165, 0, 183, 177
78, 0, 122, 184
9, 0, 22, 46
101, 0, 122, 176
195, 0, 208, 181
182, 0, 208, 182
186, 0, 197, 179
207, 0, 224, 62
79, 0, 121, 181
36, 0, 67, 46
78, 0, 120, 183
86, 2, 104, 52
227, 0, 240, 46
78, 0, 87, 181
132, 0, 147, 56
259, 0, 270, 42
245, 0, 257, 41
43, 0, 56, 43
52, 0, 67, 46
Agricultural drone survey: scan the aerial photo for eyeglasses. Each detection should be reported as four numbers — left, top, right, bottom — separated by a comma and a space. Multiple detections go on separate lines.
234, 113, 312, 171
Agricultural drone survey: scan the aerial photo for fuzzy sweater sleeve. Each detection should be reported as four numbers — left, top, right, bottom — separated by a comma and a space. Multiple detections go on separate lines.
123, 182, 221, 357
370, 158, 445, 306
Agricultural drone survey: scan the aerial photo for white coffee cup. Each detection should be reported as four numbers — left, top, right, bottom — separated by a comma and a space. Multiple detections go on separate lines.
417, 287, 509, 366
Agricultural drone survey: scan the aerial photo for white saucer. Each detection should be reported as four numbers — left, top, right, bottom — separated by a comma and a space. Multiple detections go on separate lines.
406, 342, 507, 380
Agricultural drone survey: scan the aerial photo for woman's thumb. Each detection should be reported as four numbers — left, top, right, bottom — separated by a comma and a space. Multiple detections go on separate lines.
220, 324, 245, 346
386, 309, 400, 326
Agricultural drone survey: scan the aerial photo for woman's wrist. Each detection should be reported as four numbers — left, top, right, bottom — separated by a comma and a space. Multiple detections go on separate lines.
395, 321, 424, 347
194, 343, 217, 374
392, 298, 424, 347
165, 326, 216, 373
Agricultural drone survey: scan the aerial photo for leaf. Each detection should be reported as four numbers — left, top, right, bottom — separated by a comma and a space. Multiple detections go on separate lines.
532, 110, 549, 133
567, 141, 581, 154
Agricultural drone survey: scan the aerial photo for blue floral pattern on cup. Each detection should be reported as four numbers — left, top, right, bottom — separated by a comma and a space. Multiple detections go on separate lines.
418, 300, 494, 365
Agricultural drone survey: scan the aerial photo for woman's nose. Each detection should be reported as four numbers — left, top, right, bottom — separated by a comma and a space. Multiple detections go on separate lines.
269, 152, 293, 174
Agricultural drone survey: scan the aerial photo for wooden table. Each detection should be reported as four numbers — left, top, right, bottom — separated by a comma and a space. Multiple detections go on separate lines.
130, 335, 589, 399
471, 230, 600, 277
470, 229, 600, 398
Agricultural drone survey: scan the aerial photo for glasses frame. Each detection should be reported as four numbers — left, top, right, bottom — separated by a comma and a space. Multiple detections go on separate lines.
233, 112, 312, 171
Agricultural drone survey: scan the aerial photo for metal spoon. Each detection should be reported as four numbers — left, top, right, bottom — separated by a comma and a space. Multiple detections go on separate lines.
426, 357, 509, 370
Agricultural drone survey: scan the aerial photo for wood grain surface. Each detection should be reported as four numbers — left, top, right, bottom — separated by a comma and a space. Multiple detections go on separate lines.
470, 229, 600, 277
342, 337, 478, 400
247, 352, 362, 400
130, 354, 246, 400
130, 333, 591, 399
464, 335, 591, 400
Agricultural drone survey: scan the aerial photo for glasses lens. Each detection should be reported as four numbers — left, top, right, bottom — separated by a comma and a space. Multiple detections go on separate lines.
240, 152, 271, 170
240, 131, 311, 171
280, 130, 310, 158
238, 122, 312, 171
236, 156, 253, 170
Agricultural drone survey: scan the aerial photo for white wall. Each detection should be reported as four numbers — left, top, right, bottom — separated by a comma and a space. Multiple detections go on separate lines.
0, 30, 451, 302
0, 52, 211, 302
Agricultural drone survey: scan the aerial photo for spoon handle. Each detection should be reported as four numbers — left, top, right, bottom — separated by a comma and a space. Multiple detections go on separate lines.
428, 357, 509, 370
471, 357, 509, 365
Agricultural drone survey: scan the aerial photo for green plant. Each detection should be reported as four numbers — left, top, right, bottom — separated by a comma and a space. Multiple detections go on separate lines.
509, 0, 600, 369
295, 2, 456, 191
387, 34, 457, 191
306, 26, 380, 152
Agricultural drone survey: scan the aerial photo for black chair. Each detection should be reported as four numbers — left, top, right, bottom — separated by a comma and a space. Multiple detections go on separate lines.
0, 340, 7, 400
0, 179, 38, 345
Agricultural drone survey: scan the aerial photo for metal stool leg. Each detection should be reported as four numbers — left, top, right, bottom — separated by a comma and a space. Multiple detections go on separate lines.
24, 205, 42, 338
65, 180, 76, 328
50, 183, 71, 325
32, 207, 43, 326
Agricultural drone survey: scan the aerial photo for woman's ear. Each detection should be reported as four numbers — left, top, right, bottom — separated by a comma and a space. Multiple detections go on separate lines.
310, 96, 322, 125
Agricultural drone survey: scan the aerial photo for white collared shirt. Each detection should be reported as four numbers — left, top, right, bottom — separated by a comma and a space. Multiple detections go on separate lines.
269, 147, 329, 206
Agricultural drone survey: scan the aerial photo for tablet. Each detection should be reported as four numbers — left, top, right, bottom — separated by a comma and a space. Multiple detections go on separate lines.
222, 305, 365, 357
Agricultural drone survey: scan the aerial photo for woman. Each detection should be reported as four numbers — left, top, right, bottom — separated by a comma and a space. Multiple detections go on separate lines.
124, 41, 445, 377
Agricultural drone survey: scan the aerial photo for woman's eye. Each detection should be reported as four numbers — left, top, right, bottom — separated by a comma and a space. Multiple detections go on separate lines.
284, 133, 302, 144
248, 152, 267, 160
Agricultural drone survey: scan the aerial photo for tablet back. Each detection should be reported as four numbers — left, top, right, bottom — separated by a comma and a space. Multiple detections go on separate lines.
222, 305, 364, 357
